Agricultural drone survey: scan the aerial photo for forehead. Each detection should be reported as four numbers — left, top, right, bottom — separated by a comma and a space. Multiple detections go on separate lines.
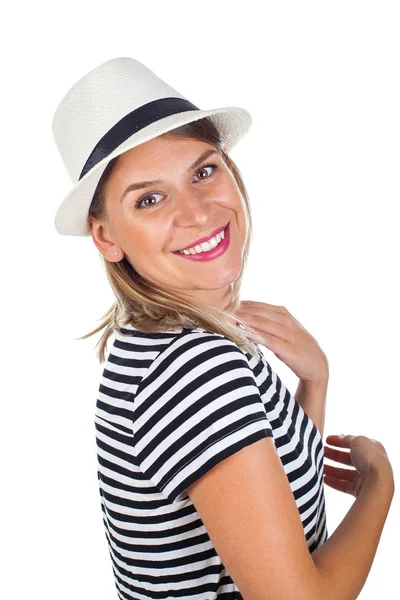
115, 135, 216, 171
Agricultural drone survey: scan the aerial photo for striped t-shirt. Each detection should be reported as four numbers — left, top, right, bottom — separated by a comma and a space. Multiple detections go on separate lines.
94, 324, 328, 599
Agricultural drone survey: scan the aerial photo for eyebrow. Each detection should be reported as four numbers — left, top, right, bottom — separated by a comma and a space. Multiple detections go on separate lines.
120, 148, 219, 202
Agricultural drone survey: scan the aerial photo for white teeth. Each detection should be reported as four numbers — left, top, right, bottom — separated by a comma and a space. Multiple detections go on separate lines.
179, 228, 226, 255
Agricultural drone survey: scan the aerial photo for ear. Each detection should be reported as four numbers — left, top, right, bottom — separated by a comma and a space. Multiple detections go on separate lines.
90, 218, 123, 262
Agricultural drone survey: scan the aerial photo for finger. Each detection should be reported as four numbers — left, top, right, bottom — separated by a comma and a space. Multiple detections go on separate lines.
323, 463, 357, 481
323, 475, 354, 495
240, 301, 283, 314
323, 445, 353, 467
237, 303, 289, 324
235, 312, 291, 341
326, 434, 356, 447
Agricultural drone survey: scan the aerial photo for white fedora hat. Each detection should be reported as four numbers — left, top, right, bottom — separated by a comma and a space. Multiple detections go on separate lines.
52, 56, 252, 237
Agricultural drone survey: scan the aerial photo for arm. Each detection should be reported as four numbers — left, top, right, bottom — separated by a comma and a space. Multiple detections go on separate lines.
312, 467, 395, 600
187, 432, 394, 600
295, 376, 328, 438
234, 300, 329, 438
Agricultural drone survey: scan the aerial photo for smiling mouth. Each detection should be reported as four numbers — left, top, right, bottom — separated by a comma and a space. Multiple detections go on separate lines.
173, 222, 229, 254
172, 221, 230, 260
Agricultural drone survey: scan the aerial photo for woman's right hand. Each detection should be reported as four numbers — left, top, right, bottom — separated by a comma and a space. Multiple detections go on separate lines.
323, 434, 394, 498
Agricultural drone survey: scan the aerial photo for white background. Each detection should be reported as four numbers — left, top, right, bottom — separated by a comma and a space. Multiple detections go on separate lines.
2, 1, 399, 598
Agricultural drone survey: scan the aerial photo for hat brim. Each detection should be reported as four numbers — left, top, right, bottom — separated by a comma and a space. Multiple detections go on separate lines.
54, 106, 252, 236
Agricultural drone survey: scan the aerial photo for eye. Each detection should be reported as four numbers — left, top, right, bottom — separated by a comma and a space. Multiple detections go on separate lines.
134, 162, 219, 210
135, 192, 163, 210
193, 163, 218, 182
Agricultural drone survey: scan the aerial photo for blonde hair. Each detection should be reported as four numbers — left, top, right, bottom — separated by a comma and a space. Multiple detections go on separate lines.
79, 117, 266, 362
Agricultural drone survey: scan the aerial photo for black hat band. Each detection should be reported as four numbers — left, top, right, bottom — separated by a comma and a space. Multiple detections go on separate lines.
79, 97, 200, 180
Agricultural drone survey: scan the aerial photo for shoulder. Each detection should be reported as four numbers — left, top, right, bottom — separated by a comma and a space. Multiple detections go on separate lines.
115, 324, 250, 363
131, 328, 256, 398
149, 328, 251, 368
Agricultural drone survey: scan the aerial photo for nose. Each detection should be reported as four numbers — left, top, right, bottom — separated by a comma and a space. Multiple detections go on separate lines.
173, 185, 211, 221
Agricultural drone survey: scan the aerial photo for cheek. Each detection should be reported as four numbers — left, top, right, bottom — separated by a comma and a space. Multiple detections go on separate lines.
211, 180, 242, 209
129, 224, 170, 260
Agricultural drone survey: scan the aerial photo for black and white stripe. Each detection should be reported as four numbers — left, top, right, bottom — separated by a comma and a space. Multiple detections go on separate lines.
95, 325, 328, 599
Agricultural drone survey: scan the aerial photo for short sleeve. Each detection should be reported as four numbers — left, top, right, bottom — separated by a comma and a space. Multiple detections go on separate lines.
132, 331, 274, 503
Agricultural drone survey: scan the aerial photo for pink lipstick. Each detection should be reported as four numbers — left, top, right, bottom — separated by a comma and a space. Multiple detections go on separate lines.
172, 222, 230, 262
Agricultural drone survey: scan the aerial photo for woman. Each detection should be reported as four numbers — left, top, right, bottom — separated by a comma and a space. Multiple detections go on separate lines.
52, 57, 394, 600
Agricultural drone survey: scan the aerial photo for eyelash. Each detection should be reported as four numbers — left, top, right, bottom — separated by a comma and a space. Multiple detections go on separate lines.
134, 162, 219, 210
